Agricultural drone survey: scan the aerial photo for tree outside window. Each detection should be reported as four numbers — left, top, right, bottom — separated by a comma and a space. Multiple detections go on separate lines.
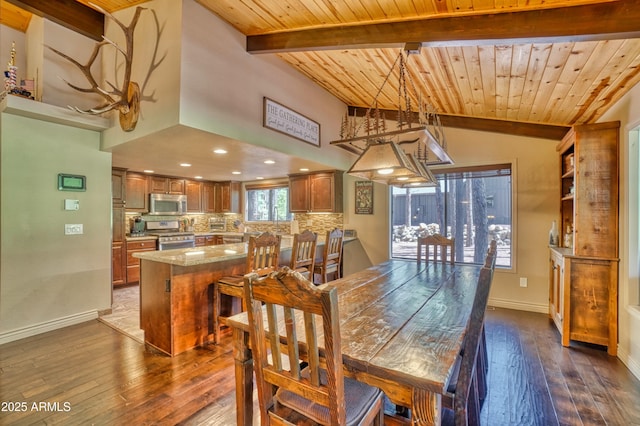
245, 185, 292, 222
391, 164, 512, 267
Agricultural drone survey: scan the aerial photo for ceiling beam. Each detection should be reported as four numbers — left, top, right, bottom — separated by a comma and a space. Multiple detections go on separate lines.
5, 0, 104, 41
347, 106, 570, 140
247, 0, 640, 53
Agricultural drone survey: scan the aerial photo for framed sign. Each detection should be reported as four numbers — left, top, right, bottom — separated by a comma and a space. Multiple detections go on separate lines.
263, 97, 320, 146
355, 181, 373, 214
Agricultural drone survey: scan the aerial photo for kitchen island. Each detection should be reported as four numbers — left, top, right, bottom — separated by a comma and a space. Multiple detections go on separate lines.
133, 235, 355, 356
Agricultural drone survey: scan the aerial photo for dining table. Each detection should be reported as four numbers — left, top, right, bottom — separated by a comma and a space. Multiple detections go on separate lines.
226, 258, 482, 426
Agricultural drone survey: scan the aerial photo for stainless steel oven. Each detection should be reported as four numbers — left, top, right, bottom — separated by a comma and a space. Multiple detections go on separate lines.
145, 220, 195, 250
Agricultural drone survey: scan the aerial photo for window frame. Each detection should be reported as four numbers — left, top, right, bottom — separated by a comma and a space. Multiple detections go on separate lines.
244, 182, 292, 223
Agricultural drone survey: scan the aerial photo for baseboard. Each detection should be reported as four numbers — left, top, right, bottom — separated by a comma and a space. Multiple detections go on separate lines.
488, 297, 549, 314
616, 345, 640, 382
0, 310, 98, 345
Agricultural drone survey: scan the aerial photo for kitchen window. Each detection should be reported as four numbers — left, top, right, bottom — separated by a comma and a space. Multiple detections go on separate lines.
245, 183, 292, 222
391, 163, 513, 268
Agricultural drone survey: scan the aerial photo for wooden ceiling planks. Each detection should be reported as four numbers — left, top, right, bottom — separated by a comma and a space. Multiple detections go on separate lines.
0, 0, 31, 32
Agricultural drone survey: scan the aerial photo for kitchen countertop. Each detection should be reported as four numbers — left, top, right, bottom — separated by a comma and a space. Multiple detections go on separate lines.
133, 235, 355, 267
125, 234, 158, 241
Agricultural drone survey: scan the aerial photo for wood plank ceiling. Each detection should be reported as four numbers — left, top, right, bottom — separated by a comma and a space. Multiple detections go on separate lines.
4, 0, 640, 139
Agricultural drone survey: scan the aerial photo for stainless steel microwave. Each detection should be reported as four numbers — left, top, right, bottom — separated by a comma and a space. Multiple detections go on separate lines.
148, 193, 187, 215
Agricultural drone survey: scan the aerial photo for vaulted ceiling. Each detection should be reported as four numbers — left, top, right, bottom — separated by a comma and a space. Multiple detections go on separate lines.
4, 0, 640, 141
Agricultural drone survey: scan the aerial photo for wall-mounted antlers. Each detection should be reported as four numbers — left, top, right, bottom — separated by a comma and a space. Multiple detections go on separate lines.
47, 4, 164, 132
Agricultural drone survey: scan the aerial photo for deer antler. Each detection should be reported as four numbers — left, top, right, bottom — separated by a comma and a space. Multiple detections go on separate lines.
46, 4, 150, 131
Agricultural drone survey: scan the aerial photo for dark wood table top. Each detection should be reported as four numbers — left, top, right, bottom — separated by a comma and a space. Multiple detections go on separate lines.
227, 259, 482, 425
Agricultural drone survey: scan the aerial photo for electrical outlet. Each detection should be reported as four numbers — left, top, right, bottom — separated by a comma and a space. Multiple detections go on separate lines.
519, 277, 528, 288
65, 224, 83, 235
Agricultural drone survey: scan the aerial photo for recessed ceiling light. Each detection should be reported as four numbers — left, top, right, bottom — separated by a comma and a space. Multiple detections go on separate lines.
194, 176, 203, 179
180, 163, 192, 167
264, 160, 275, 164
213, 149, 227, 154
143, 169, 154, 173
397, 176, 409, 181
232, 171, 241, 175
256, 177, 264, 180
299, 168, 309, 172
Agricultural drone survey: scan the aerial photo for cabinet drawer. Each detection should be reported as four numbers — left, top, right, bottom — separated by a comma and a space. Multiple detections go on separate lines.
127, 239, 157, 250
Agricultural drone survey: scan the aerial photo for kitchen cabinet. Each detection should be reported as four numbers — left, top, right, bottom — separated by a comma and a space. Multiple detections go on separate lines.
289, 170, 343, 213
195, 235, 218, 247
112, 169, 127, 287
549, 121, 619, 355
125, 172, 148, 212
126, 238, 157, 284
185, 180, 202, 213
219, 181, 241, 213
203, 182, 217, 213
149, 176, 185, 195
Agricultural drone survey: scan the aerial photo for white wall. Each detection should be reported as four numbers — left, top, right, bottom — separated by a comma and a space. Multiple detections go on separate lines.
0, 111, 112, 342
599, 81, 640, 379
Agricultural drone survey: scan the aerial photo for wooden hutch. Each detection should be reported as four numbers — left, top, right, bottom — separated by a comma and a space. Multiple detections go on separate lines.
549, 121, 619, 356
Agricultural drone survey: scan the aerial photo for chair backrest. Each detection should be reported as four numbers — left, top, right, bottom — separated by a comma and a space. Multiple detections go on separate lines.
322, 228, 344, 267
245, 232, 282, 276
290, 230, 318, 276
484, 240, 498, 269
244, 268, 347, 424
452, 253, 496, 425
418, 233, 455, 264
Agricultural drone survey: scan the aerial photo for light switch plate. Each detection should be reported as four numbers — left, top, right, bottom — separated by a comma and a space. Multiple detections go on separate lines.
65, 224, 83, 235
64, 199, 80, 210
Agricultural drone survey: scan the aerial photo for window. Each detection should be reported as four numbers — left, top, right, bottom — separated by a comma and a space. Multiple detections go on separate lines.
391, 163, 512, 267
245, 184, 292, 222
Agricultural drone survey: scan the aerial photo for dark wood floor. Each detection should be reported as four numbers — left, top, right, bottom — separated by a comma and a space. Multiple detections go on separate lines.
1, 307, 639, 425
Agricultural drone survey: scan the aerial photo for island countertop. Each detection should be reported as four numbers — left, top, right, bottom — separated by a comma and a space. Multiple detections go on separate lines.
133, 235, 354, 267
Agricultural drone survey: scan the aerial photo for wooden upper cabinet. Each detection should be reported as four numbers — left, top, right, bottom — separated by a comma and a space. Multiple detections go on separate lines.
218, 181, 241, 213
185, 180, 203, 213
289, 171, 343, 213
112, 168, 126, 205
149, 176, 185, 194
203, 182, 218, 213
125, 173, 148, 212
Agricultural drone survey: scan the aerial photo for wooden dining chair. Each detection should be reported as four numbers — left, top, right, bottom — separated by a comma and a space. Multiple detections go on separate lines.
288, 229, 318, 280
313, 228, 344, 284
212, 232, 281, 344
417, 233, 455, 264
442, 261, 496, 425
244, 267, 384, 425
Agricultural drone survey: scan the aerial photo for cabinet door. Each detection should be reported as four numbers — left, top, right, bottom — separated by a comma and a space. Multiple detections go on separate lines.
185, 180, 202, 213
549, 250, 564, 330
202, 182, 216, 213
289, 175, 310, 212
169, 179, 185, 195
126, 173, 148, 211
148, 176, 168, 193
220, 181, 241, 213
195, 236, 206, 247
112, 169, 126, 204
113, 205, 126, 243
112, 242, 126, 286
310, 173, 335, 212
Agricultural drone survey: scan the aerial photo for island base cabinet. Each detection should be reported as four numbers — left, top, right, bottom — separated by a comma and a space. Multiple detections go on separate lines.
139, 259, 245, 356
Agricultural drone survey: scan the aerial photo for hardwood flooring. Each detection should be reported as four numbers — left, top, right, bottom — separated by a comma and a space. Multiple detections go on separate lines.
1, 306, 639, 425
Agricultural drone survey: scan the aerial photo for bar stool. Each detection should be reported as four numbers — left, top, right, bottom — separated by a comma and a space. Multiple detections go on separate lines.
288, 230, 318, 280
313, 228, 344, 284
212, 232, 281, 344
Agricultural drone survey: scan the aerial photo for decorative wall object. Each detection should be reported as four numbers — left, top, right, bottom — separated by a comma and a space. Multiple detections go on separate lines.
355, 181, 374, 214
263, 97, 320, 146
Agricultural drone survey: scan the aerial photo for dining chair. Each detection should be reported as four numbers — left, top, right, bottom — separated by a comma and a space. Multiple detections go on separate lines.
442, 257, 496, 425
417, 233, 455, 264
212, 232, 281, 344
244, 267, 384, 425
313, 228, 344, 284
288, 229, 318, 280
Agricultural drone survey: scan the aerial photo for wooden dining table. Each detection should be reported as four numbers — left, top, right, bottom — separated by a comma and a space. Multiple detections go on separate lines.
226, 258, 482, 426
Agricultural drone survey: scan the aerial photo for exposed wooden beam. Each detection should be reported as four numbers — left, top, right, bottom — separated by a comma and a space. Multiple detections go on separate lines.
5, 0, 104, 41
347, 106, 570, 140
247, 0, 640, 53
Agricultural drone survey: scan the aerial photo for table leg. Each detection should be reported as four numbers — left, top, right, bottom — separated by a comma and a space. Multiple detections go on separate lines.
232, 327, 253, 426
411, 388, 441, 425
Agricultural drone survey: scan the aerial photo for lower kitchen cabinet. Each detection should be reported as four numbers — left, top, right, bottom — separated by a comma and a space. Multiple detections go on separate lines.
126, 239, 157, 284
549, 247, 618, 355
112, 242, 126, 286
195, 235, 219, 247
